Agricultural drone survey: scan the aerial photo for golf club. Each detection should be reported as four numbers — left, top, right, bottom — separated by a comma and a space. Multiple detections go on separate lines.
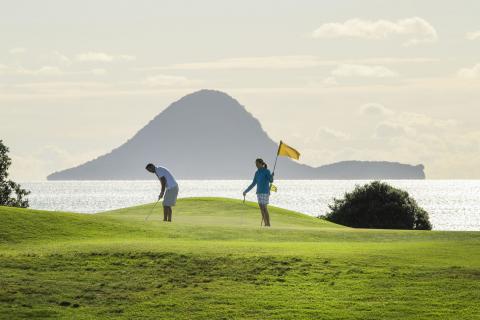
144, 199, 160, 221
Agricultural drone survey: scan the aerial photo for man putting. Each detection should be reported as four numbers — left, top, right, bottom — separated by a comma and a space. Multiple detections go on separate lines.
145, 163, 179, 222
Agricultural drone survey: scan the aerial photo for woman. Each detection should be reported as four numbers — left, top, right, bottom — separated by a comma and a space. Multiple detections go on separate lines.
243, 158, 274, 227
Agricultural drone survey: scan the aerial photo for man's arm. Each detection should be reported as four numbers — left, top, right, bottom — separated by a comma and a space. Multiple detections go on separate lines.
159, 176, 166, 199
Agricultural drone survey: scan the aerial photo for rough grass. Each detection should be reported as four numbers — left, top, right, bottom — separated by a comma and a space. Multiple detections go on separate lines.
0, 197, 479, 319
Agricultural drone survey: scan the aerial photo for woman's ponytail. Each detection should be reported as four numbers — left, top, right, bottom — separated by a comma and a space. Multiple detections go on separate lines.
256, 158, 268, 169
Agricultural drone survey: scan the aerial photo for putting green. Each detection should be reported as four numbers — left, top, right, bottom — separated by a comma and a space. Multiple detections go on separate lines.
1, 198, 479, 319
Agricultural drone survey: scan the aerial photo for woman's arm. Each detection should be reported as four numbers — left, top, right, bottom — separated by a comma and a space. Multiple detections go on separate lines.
243, 174, 257, 194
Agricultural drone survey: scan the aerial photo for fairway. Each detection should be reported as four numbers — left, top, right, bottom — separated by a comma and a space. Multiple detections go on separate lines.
1, 198, 479, 319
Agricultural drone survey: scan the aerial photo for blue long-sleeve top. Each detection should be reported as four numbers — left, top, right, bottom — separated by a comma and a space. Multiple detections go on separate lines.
244, 168, 273, 194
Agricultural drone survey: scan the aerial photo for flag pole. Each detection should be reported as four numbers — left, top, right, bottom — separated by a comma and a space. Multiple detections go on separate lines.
272, 141, 282, 175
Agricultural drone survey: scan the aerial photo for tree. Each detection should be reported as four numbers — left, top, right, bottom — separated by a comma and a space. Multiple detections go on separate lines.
325, 181, 431, 230
0, 140, 30, 208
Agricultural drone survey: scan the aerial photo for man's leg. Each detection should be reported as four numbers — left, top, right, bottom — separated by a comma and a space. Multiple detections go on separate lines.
167, 206, 172, 222
163, 206, 168, 221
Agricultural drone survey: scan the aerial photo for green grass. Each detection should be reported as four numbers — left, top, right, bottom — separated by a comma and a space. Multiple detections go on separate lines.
0, 197, 479, 319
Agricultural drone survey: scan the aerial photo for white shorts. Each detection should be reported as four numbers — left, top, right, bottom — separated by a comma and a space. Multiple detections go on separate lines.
257, 193, 270, 205
163, 185, 179, 207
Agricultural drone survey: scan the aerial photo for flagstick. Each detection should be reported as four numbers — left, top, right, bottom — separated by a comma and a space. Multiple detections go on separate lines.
269, 140, 281, 192
242, 195, 245, 225
272, 140, 282, 176
263, 141, 281, 227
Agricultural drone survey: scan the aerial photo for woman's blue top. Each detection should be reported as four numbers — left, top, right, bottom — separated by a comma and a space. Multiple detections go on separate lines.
244, 168, 273, 194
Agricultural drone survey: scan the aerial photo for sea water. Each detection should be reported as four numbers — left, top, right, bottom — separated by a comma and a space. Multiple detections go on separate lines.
21, 180, 480, 231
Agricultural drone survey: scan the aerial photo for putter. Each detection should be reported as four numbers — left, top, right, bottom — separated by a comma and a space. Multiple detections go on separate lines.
144, 199, 160, 221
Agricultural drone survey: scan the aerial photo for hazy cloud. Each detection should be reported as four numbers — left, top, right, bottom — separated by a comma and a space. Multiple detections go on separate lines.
76, 51, 136, 62
397, 112, 457, 129
331, 64, 398, 78
360, 103, 393, 117
9, 47, 26, 54
10, 66, 106, 77
457, 63, 480, 79
144, 74, 199, 87
316, 127, 350, 140
10, 146, 102, 181
152, 56, 325, 70
322, 77, 338, 86
17, 66, 63, 76
312, 17, 438, 46
140, 56, 438, 71
375, 122, 407, 138
466, 31, 480, 40
90, 69, 107, 76
52, 51, 72, 65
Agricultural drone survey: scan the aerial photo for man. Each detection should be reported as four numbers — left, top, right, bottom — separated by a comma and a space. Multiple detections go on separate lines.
145, 163, 179, 222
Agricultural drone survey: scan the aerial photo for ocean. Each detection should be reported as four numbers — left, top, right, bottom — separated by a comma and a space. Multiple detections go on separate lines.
21, 180, 480, 231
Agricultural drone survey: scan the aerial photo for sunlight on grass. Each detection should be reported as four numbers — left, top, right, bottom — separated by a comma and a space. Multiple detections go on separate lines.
1, 198, 479, 319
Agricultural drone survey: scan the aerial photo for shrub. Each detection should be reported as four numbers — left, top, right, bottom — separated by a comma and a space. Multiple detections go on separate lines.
0, 140, 30, 208
325, 181, 431, 230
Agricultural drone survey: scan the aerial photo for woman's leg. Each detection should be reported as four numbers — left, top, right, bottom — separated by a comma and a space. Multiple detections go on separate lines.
259, 205, 266, 226
264, 205, 271, 227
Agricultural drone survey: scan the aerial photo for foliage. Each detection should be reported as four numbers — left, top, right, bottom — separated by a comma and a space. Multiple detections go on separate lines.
0, 140, 30, 208
325, 181, 432, 230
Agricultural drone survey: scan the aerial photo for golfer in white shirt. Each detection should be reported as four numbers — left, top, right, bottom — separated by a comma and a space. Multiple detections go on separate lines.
145, 163, 179, 222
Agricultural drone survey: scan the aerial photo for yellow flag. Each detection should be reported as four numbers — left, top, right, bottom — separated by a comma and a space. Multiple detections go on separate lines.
270, 184, 278, 192
277, 141, 300, 160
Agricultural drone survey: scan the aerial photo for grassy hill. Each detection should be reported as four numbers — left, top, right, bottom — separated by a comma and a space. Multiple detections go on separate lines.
1, 198, 479, 319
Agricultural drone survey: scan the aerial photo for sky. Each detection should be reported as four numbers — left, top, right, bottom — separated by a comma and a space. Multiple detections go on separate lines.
1, 0, 480, 180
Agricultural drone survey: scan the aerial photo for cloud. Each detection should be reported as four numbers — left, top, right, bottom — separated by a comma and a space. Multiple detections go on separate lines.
371, 109, 457, 141
331, 64, 398, 78
316, 127, 350, 140
397, 112, 457, 129
322, 77, 338, 86
76, 51, 136, 62
154, 56, 325, 70
52, 51, 72, 65
137, 56, 438, 71
3, 65, 107, 77
144, 74, 199, 87
9, 145, 102, 180
90, 69, 107, 76
375, 122, 408, 139
9, 47, 26, 54
359, 103, 393, 117
457, 63, 480, 79
312, 17, 438, 46
17, 66, 63, 76
466, 31, 480, 40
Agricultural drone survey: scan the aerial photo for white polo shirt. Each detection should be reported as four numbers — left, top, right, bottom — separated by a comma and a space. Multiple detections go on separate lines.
155, 166, 178, 190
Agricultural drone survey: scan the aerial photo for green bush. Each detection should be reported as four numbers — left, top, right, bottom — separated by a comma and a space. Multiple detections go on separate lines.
0, 140, 30, 208
325, 181, 431, 230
